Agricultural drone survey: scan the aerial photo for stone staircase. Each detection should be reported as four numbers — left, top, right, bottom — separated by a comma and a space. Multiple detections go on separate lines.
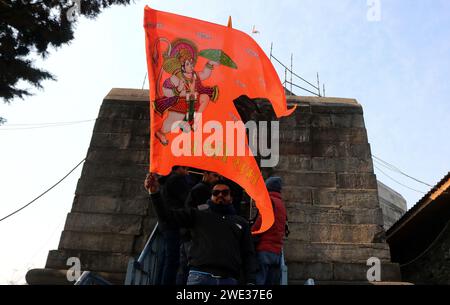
26, 89, 402, 285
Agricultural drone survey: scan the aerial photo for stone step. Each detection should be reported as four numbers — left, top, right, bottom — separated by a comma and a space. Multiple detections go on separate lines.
281, 186, 380, 209
89, 132, 148, 150
275, 155, 373, 173
273, 170, 377, 190
93, 118, 149, 136
75, 176, 147, 199
72, 195, 150, 216
86, 148, 149, 165
284, 241, 391, 263
81, 160, 148, 180
64, 212, 144, 235
99, 100, 149, 121
46, 249, 132, 274
287, 223, 385, 244
59, 230, 136, 253
287, 261, 401, 282
285, 205, 384, 226
26, 268, 125, 285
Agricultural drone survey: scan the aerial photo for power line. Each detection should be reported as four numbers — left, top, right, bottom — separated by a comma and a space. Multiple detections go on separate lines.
0, 119, 95, 130
372, 155, 433, 187
374, 165, 427, 194
0, 158, 86, 223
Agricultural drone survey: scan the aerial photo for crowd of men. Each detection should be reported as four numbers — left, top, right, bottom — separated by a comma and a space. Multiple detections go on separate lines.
144, 166, 287, 285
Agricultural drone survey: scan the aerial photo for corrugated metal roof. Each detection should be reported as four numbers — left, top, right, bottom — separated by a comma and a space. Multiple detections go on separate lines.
386, 172, 450, 237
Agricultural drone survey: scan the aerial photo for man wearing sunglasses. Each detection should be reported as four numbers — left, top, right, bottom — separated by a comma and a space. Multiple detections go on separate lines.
178, 171, 221, 284
145, 173, 257, 285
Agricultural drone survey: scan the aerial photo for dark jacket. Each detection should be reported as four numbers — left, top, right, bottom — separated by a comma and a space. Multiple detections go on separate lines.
185, 181, 212, 208
251, 191, 286, 255
158, 172, 190, 229
151, 192, 258, 283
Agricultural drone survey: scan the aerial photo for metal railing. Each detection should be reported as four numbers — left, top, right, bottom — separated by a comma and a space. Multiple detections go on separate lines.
280, 248, 288, 285
74, 271, 112, 285
124, 222, 164, 285
270, 43, 325, 97
75, 222, 163, 286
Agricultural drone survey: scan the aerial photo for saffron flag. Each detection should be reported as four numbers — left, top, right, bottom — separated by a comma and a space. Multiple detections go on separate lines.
144, 6, 295, 233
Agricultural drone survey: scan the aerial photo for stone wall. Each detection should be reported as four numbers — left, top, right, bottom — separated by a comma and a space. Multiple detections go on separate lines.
377, 181, 407, 231
275, 96, 401, 283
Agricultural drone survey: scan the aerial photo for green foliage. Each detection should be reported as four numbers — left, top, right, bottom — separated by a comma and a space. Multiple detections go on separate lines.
0, 0, 132, 103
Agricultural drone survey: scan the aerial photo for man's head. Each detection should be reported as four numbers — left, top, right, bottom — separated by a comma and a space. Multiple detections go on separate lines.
172, 166, 188, 176
211, 182, 232, 205
265, 176, 282, 193
203, 171, 221, 185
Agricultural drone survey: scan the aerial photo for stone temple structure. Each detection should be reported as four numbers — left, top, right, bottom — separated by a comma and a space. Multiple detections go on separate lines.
26, 88, 402, 284
377, 181, 407, 231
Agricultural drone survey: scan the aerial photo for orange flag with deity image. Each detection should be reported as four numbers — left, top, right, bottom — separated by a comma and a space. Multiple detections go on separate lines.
144, 6, 296, 234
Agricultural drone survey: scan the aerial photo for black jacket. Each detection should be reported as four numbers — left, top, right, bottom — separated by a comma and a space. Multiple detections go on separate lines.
158, 172, 190, 229
151, 192, 257, 284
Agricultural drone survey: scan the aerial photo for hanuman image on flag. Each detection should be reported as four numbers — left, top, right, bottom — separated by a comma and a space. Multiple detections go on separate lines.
151, 38, 237, 146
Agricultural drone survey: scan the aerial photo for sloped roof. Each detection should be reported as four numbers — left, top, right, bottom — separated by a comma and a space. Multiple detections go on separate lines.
387, 172, 450, 237
386, 172, 450, 263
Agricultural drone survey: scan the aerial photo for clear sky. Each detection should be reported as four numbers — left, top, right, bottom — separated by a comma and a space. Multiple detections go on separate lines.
1, 0, 449, 284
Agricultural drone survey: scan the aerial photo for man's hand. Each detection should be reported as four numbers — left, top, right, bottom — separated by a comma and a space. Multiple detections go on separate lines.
144, 173, 160, 194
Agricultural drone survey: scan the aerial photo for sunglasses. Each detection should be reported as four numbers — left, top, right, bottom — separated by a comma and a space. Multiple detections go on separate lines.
212, 189, 230, 197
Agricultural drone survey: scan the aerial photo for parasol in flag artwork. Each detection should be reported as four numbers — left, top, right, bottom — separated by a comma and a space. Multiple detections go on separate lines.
144, 6, 296, 233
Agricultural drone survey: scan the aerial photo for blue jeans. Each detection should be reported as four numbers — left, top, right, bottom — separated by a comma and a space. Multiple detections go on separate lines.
186, 270, 238, 285
255, 251, 281, 285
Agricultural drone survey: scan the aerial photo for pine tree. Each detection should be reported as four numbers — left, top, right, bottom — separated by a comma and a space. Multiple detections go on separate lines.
0, 0, 131, 107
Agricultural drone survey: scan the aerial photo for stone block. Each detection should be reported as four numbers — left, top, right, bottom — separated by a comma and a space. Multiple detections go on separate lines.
89, 133, 148, 150
333, 262, 401, 282
279, 142, 312, 156
59, 231, 135, 253
81, 160, 148, 179
72, 195, 149, 216
98, 103, 149, 120
287, 206, 384, 226
337, 173, 378, 189
279, 128, 310, 143
275, 156, 311, 171
312, 143, 372, 158
75, 177, 123, 197
86, 149, 149, 165
312, 157, 373, 173
274, 170, 336, 188
288, 223, 383, 244
281, 186, 312, 205
284, 241, 391, 263
313, 189, 380, 209
64, 212, 143, 235
45, 250, 132, 274
280, 110, 311, 128
312, 127, 368, 144
288, 262, 333, 281
90, 132, 132, 149
311, 114, 365, 128
121, 179, 149, 198
93, 118, 149, 135
310, 103, 363, 114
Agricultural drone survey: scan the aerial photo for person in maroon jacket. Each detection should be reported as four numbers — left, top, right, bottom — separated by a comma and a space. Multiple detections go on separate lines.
252, 177, 287, 285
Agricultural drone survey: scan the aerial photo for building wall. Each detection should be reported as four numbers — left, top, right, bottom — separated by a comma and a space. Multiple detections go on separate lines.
400, 221, 450, 285
377, 181, 407, 231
